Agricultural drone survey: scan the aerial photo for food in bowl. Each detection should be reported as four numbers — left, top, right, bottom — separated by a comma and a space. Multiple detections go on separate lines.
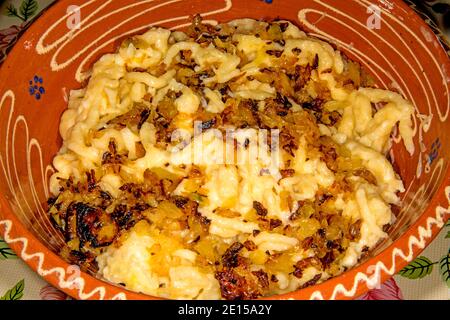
47, 16, 414, 300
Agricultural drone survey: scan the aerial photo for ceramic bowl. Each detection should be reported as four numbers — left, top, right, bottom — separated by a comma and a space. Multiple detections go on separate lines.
0, 0, 448, 300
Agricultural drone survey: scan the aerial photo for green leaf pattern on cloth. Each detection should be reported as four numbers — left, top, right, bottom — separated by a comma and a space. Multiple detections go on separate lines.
399, 256, 436, 279
399, 219, 450, 286
1, 279, 24, 300
3, 0, 39, 22
19, 0, 38, 21
0, 238, 16, 259
439, 249, 450, 288
5, 4, 19, 18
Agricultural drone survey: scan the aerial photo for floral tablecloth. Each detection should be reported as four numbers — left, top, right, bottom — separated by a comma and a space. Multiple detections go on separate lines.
0, 0, 449, 300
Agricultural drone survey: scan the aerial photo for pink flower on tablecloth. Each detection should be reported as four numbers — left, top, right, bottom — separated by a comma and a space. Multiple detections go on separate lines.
358, 278, 404, 300
39, 284, 68, 300
0, 23, 28, 63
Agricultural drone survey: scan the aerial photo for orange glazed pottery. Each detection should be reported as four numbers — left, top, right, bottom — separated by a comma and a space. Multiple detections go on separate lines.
0, 0, 448, 300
